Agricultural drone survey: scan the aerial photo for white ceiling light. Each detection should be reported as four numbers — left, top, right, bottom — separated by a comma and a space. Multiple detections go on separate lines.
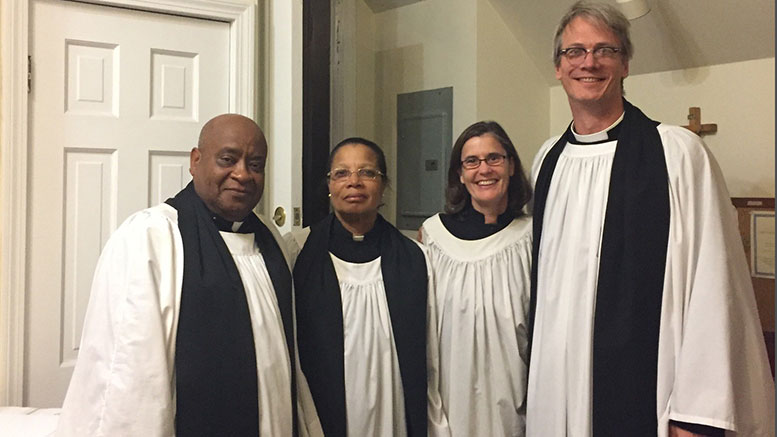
616, 0, 651, 20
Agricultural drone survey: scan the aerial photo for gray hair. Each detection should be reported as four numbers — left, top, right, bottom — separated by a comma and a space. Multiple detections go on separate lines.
552, 1, 633, 67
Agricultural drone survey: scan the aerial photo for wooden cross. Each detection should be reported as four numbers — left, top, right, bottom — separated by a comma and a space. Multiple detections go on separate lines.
682, 106, 717, 136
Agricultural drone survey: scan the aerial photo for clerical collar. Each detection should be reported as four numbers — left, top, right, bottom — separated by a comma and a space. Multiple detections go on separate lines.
212, 214, 246, 233
570, 112, 624, 144
440, 203, 515, 240
329, 216, 383, 263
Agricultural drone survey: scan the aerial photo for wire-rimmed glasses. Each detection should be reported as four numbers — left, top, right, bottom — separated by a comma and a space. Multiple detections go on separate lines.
327, 167, 384, 182
558, 46, 621, 66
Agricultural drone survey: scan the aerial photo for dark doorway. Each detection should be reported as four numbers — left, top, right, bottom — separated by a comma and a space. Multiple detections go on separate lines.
302, 0, 331, 226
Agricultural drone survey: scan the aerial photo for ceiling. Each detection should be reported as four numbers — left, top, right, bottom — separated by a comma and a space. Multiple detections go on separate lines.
491, 0, 775, 84
364, 0, 775, 85
362, 0, 425, 13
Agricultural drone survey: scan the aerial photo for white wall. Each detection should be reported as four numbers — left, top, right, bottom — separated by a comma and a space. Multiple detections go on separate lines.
476, 0, 548, 175
369, 0, 478, 223
550, 58, 775, 197
357, 0, 552, 224
354, 4, 775, 217
354, 0, 377, 141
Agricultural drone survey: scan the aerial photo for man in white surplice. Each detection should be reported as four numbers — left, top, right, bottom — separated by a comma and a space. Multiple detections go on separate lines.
527, 2, 774, 437
57, 114, 319, 436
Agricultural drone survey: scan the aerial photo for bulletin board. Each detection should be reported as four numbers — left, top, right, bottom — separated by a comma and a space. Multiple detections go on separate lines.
732, 197, 774, 376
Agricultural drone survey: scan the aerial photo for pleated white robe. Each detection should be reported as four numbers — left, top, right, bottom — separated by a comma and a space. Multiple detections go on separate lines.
422, 214, 532, 437
56, 203, 297, 437
285, 230, 451, 437
331, 254, 408, 437
527, 124, 775, 437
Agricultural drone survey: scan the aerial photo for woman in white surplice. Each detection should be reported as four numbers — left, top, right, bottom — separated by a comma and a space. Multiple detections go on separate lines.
286, 138, 450, 437
419, 121, 533, 437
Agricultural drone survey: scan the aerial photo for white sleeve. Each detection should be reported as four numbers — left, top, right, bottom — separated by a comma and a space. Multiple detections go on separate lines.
281, 225, 322, 436
531, 135, 562, 187
295, 348, 325, 437
657, 125, 775, 436
56, 206, 183, 437
282, 227, 311, 268
527, 136, 562, 215
257, 214, 295, 271
413, 241, 452, 437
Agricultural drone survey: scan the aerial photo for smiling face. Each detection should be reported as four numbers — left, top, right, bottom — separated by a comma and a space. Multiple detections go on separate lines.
555, 16, 629, 114
190, 114, 267, 221
459, 134, 514, 216
328, 143, 386, 221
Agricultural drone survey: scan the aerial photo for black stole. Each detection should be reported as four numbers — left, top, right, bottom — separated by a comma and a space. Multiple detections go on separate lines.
439, 203, 516, 240
166, 182, 297, 437
294, 214, 428, 437
529, 100, 670, 436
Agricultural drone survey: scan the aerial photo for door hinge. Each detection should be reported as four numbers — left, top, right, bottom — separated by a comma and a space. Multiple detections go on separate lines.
27, 56, 32, 94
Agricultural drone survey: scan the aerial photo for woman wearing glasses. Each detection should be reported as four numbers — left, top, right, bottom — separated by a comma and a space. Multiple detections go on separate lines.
419, 121, 533, 437
288, 137, 449, 437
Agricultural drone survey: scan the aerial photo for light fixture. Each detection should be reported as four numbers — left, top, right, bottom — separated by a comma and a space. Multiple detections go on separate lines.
616, 0, 650, 20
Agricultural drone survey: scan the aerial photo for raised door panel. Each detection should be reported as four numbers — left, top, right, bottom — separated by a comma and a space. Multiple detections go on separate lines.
26, 0, 229, 407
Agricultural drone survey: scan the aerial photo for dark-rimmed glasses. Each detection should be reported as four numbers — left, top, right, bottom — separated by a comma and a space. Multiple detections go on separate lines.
461, 153, 507, 170
558, 46, 621, 65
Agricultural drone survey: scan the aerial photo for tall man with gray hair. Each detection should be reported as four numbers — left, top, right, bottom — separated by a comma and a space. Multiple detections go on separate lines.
527, 2, 774, 436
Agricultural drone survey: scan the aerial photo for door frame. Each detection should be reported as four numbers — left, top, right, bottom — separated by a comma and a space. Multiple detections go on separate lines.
0, 0, 260, 406
302, 0, 330, 226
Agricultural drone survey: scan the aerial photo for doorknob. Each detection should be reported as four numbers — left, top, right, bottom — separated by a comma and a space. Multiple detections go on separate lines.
273, 206, 286, 226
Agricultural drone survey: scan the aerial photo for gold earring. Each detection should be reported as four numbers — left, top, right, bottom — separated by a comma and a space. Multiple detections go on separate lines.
328, 193, 332, 198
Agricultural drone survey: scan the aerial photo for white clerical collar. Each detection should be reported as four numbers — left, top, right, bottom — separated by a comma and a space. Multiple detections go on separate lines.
231, 221, 244, 232
571, 112, 625, 143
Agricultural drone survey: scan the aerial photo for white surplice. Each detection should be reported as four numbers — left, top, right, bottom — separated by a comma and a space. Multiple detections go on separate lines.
56, 203, 298, 437
527, 124, 775, 437
284, 229, 451, 437
421, 214, 532, 437
331, 254, 408, 437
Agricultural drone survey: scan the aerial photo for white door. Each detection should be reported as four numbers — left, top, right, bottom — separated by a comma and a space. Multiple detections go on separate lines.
25, 0, 230, 407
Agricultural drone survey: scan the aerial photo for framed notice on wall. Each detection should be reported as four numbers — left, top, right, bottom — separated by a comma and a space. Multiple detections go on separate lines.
751, 211, 775, 279
732, 197, 775, 377
731, 198, 775, 331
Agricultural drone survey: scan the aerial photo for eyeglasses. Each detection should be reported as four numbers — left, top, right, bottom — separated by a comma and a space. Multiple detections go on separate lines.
327, 167, 384, 182
461, 153, 507, 170
558, 46, 621, 65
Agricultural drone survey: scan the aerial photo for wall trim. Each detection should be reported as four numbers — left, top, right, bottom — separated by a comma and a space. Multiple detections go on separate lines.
0, 0, 30, 408
0, 0, 257, 406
